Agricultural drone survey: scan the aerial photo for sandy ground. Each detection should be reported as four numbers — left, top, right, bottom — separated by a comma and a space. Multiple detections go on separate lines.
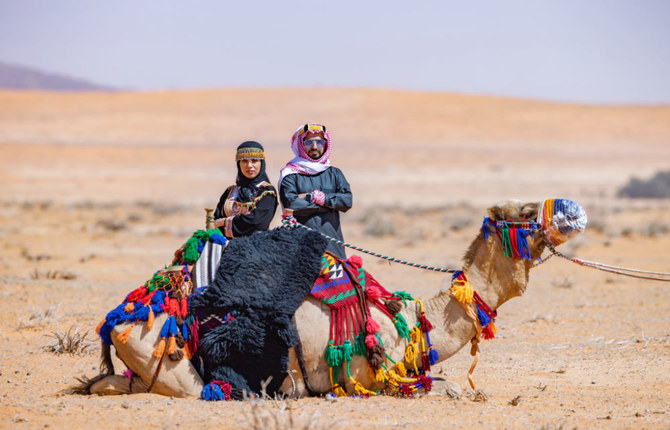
0, 88, 669, 429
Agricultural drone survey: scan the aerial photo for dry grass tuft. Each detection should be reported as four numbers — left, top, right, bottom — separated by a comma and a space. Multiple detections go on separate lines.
42, 325, 96, 356
30, 269, 78, 280
241, 398, 337, 430
17, 306, 59, 330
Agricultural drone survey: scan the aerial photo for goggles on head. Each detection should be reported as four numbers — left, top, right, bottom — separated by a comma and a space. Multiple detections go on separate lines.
298, 123, 327, 137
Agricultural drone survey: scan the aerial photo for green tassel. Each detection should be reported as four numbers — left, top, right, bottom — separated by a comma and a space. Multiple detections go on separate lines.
393, 313, 411, 340
353, 332, 367, 356
500, 226, 513, 258
324, 341, 343, 367
392, 291, 414, 304
341, 340, 353, 362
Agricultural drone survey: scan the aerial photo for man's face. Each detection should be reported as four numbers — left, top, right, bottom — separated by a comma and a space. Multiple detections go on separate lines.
302, 131, 326, 160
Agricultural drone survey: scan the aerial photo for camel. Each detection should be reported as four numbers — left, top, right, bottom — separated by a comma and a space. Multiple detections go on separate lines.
75, 198, 586, 398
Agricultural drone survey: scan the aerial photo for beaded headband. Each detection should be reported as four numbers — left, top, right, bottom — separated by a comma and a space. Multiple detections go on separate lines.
236, 147, 265, 161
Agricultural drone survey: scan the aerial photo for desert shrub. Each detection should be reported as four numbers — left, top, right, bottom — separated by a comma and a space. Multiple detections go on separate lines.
43, 325, 95, 356
617, 170, 670, 198
17, 306, 59, 330
242, 398, 336, 430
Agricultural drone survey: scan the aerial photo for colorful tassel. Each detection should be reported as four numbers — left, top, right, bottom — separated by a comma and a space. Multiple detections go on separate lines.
450, 272, 473, 304
116, 324, 133, 344
96, 319, 105, 335
166, 335, 177, 354
124, 302, 135, 313
147, 308, 155, 331
392, 313, 410, 340
341, 340, 353, 362
482, 323, 496, 339
153, 339, 166, 358
365, 318, 380, 334
395, 361, 407, 377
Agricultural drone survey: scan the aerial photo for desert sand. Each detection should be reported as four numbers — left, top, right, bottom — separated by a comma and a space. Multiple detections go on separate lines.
0, 88, 669, 429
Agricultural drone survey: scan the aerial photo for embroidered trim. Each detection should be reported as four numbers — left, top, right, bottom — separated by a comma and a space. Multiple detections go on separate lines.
236, 148, 265, 161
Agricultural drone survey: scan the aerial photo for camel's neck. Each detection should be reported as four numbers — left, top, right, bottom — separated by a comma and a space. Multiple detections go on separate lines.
420, 234, 540, 362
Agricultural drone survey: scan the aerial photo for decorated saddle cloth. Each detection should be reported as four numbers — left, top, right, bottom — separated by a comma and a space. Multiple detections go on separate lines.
189, 227, 328, 399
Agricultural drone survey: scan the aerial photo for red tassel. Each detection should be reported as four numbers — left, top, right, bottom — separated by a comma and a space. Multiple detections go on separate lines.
482, 324, 496, 339
346, 255, 363, 269
419, 313, 434, 332
140, 291, 156, 306
366, 284, 382, 300
417, 374, 433, 392
365, 333, 378, 348
399, 384, 414, 397
180, 297, 188, 318
366, 318, 380, 334
421, 353, 431, 372
125, 286, 147, 303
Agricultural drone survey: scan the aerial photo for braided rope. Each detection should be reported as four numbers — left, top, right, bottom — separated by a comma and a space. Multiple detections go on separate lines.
546, 242, 670, 282
281, 214, 457, 273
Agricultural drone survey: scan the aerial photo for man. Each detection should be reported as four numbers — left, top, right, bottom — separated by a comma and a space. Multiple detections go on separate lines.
278, 123, 352, 259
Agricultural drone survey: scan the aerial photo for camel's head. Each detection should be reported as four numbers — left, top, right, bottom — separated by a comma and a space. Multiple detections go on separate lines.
483, 198, 587, 261
461, 199, 586, 305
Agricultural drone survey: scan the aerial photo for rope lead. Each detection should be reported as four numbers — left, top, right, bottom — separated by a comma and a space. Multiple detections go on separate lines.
281, 214, 457, 274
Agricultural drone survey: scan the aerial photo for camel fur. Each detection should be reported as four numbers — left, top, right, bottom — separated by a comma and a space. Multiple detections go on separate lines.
75, 199, 577, 398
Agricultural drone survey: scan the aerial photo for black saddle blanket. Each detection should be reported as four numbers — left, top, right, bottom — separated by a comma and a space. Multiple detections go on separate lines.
189, 227, 328, 397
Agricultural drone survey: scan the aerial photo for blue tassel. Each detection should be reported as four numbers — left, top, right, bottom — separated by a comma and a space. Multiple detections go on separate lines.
516, 228, 532, 260
481, 217, 491, 239
181, 322, 189, 340
425, 331, 439, 365
428, 348, 439, 365
197, 242, 205, 253
152, 290, 166, 305
210, 233, 227, 245
201, 382, 225, 401
168, 315, 179, 336
476, 305, 490, 327
159, 316, 173, 338
98, 304, 127, 345
136, 305, 150, 321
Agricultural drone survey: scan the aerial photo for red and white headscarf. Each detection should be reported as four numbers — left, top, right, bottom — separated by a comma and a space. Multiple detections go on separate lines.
278, 123, 333, 192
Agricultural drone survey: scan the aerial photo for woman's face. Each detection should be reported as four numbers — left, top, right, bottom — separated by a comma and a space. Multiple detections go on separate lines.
239, 158, 262, 179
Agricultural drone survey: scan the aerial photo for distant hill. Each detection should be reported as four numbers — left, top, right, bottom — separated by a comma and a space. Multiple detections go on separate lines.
0, 61, 114, 91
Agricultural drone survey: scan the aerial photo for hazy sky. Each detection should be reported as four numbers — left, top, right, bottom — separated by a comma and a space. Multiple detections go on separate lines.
1, 0, 669, 104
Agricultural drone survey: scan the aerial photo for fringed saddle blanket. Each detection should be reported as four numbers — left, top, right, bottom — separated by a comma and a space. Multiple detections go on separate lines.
190, 227, 329, 399
96, 228, 228, 365
311, 253, 438, 397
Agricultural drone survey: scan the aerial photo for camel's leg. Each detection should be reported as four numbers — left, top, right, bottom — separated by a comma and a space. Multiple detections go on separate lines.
89, 375, 149, 395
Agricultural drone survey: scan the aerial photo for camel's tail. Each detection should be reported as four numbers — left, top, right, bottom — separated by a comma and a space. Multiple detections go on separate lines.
62, 341, 114, 395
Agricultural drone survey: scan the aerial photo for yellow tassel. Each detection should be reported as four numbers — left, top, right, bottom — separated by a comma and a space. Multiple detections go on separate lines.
352, 379, 377, 396
451, 278, 473, 304
147, 308, 155, 331
124, 302, 134, 313
166, 336, 177, 354
116, 325, 133, 344
153, 338, 166, 358
375, 367, 387, 383
395, 361, 407, 377
333, 386, 347, 397
182, 343, 192, 360
95, 319, 106, 335
404, 342, 418, 363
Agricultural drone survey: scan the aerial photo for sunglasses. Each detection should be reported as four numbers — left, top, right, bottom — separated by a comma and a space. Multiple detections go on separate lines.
303, 138, 326, 149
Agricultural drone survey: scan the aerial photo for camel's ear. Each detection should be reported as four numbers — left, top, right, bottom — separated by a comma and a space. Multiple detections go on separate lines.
487, 205, 505, 221
520, 202, 539, 221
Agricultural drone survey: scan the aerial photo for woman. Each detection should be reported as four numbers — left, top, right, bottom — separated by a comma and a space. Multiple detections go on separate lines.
213, 141, 278, 238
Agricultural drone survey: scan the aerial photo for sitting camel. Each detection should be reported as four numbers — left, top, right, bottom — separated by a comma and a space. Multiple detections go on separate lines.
74, 198, 586, 398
